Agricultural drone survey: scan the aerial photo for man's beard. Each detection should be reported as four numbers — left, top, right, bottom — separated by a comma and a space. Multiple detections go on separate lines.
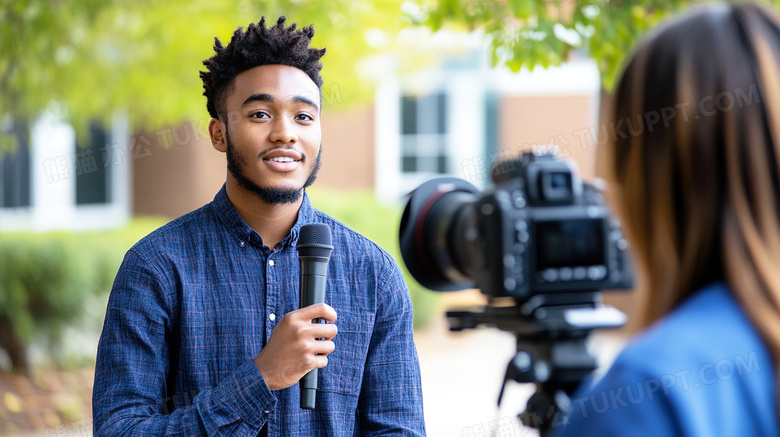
225, 132, 321, 205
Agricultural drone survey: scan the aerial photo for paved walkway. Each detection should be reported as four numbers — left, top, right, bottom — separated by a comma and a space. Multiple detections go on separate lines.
415, 290, 627, 436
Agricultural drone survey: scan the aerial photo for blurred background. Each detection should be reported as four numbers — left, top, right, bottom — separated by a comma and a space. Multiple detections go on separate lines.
0, 0, 757, 435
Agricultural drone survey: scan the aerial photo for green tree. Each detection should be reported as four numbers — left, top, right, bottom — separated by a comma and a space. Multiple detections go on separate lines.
415, 0, 715, 88
0, 0, 412, 139
8, 0, 777, 135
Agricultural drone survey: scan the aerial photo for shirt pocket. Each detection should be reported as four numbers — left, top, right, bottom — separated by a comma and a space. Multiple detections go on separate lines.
317, 311, 375, 397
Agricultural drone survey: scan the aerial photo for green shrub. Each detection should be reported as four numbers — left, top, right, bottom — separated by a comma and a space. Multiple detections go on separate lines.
307, 188, 440, 329
0, 191, 439, 374
0, 219, 165, 374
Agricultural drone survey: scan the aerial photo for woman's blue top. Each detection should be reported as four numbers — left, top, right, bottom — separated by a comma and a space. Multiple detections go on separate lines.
554, 282, 777, 437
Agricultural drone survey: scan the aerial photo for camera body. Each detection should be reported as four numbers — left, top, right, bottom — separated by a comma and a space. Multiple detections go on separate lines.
399, 151, 632, 302
399, 151, 632, 435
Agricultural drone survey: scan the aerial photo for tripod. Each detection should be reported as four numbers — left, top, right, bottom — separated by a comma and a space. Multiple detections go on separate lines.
446, 292, 626, 437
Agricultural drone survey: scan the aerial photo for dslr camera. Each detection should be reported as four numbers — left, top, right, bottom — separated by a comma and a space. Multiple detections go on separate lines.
399, 151, 632, 302
398, 151, 633, 435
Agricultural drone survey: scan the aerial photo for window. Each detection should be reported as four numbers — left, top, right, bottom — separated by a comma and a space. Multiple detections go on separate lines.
375, 72, 486, 204
75, 121, 111, 205
400, 92, 449, 174
0, 121, 31, 208
0, 112, 130, 231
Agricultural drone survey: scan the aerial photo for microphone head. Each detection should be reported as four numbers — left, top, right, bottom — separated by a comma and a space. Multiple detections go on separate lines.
297, 223, 334, 258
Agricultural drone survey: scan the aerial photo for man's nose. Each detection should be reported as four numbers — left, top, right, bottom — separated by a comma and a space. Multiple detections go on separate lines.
269, 116, 298, 144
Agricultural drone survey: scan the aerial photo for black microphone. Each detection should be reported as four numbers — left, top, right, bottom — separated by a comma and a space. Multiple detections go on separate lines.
296, 223, 334, 410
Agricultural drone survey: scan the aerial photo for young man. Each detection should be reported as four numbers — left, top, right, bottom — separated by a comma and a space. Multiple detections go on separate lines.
93, 16, 426, 436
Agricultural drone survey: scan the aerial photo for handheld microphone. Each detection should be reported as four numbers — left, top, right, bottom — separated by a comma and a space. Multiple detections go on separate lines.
296, 223, 334, 410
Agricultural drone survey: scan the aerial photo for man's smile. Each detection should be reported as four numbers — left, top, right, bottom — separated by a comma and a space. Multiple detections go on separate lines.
262, 148, 303, 172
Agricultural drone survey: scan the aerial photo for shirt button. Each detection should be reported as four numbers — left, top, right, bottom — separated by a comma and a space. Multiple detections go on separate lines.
268, 259, 275, 266
269, 313, 276, 321
264, 410, 270, 414
239, 241, 245, 247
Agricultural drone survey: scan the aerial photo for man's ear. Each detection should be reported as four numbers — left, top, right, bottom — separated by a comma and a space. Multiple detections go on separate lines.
209, 118, 227, 153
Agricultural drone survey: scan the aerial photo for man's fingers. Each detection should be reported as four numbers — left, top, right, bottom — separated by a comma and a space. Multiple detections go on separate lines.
312, 340, 336, 356
297, 302, 337, 323
256, 304, 340, 391
313, 354, 329, 369
308, 323, 337, 341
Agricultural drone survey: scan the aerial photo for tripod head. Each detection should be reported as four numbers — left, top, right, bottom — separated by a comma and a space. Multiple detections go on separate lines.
446, 292, 626, 436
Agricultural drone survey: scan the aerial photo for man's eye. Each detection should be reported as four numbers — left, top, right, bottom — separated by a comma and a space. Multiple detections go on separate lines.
296, 114, 314, 121
250, 112, 269, 119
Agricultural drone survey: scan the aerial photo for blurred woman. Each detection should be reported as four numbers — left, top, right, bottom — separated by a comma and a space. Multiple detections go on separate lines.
555, 3, 780, 435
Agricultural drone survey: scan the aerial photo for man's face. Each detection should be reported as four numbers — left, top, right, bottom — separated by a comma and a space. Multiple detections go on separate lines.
220, 64, 322, 204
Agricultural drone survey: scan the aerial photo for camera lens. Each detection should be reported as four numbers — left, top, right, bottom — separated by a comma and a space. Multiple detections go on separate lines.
399, 178, 480, 291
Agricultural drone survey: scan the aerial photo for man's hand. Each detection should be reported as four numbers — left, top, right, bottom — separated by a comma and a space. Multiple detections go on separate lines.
254, 303, 338, 391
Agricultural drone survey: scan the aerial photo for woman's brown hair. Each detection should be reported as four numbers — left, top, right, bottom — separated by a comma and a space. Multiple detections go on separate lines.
608, 1, 780, 373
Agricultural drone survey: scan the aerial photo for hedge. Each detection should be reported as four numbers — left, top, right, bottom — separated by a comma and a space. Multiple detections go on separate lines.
0, 189, 438, 373
0, 218, 165, 374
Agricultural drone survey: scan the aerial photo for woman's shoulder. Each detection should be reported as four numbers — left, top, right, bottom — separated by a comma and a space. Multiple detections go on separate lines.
554, 282, 777, 437
625, 282, 765, 371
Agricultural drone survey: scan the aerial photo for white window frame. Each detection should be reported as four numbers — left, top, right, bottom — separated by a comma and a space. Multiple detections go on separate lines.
0, 111, 130, 231
375, 70, 487, 204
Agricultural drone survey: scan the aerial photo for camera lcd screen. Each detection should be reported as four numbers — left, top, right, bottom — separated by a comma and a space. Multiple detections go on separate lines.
535, 219, 605, 269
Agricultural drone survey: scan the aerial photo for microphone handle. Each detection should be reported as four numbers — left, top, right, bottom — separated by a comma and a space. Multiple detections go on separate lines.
299, 256, 329, 410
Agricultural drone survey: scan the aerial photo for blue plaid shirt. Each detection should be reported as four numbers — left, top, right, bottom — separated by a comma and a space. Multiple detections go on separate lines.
93, 186, 426, 436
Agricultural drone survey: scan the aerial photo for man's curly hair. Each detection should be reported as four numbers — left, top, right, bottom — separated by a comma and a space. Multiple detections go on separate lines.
200, 16, 326, 121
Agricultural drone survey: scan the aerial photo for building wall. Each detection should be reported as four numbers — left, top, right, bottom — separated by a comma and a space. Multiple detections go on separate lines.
498, 94, 599, 179
132, 128, 225, 219
132, 106, 375, 220
131, 95, 601, 219
317, 106, 375, 190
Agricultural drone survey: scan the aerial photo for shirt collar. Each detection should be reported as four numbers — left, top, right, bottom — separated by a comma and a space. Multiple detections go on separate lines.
211, 184, 315, 250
